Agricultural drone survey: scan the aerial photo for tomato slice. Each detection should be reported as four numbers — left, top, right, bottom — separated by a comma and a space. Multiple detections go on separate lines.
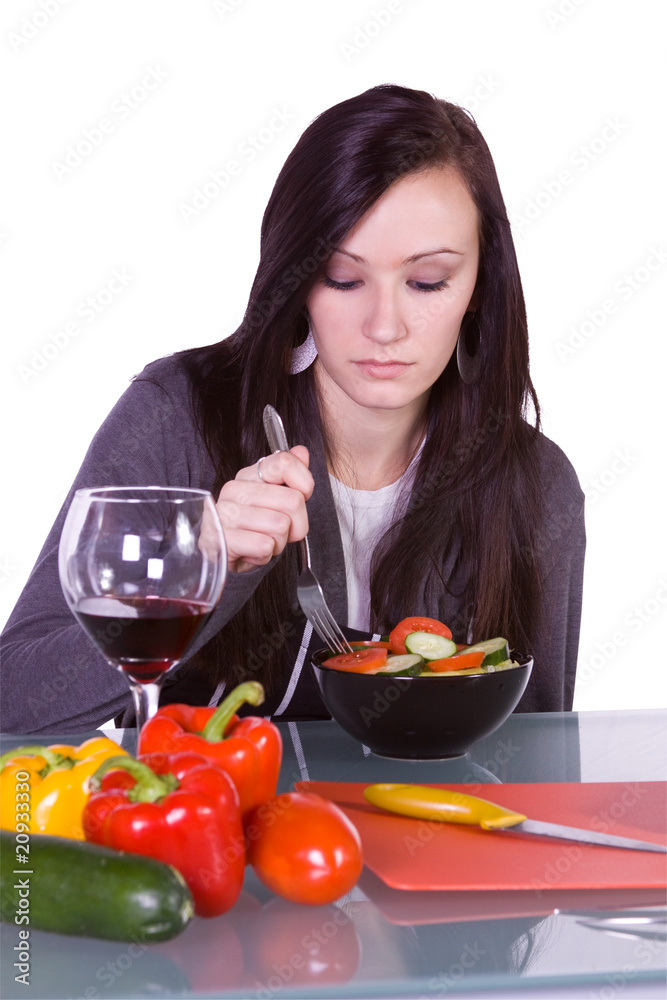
349, 640, 392, 650
428, 650, 485, 672
322, 648, 388, 673
388, 616, 453, 655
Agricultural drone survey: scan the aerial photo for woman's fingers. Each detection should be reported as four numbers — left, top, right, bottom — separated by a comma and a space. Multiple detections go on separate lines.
216, 447, 313, 572
236, 446, 313, 496
219, 482, 308, 545
217, 524, 283, 573
216, 500, 286, 572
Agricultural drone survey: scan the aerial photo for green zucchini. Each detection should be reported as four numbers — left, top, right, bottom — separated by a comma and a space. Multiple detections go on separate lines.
404, 631, 457, 661
457, 637, 510, 666
0, 831, 194, 942
374, 653, 424, 676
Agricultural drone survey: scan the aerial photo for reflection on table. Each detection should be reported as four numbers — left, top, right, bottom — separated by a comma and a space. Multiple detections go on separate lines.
1, 708, 665, 999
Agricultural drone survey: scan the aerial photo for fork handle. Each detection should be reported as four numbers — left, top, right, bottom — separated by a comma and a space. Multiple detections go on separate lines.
263, 405, 312, 572
263, 404, 290, 453
298, 536, 312, 571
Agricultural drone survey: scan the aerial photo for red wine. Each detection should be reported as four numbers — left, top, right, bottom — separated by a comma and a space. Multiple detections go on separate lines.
75, 596, 212, 683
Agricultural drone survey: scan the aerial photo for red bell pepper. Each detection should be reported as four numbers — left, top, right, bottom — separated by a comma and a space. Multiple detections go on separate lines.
138, 682, 282, 819
83, 750, 245, 918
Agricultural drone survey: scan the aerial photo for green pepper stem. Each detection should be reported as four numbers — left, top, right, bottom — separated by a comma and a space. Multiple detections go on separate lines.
200, 681, 265, 742
90, 755, 179, 803
0, 745, 75, 774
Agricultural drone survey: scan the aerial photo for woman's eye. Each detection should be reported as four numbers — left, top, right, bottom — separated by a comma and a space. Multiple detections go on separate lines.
322, 276, 449, 292
323, 275, 359, 292
409, 279, 449, 293
322, 276, 360, 291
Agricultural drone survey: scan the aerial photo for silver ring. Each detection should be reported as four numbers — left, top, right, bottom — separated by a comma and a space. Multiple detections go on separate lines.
256, 457, 265, 481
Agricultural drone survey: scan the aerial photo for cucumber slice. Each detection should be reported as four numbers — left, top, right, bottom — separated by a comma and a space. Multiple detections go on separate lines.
404, 632, 458, 661
485, 658, 521, 672
374, 654, 424, 676
420, 657, 523, 677
457, 637, 510, 667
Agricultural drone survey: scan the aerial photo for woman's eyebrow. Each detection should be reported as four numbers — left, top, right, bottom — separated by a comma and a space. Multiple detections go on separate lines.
330, 247, 464, 264
402, 247, 464, 263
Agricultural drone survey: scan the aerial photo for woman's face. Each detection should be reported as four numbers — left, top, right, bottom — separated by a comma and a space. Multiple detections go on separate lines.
307, 167, 480, 422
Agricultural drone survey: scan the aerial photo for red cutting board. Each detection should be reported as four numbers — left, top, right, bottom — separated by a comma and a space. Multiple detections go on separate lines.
356, 867, 667, 926
295, 781, 667, 892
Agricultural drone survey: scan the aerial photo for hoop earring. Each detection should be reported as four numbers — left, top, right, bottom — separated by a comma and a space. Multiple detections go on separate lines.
290, 322, 318, 374
456, 312, 482, 385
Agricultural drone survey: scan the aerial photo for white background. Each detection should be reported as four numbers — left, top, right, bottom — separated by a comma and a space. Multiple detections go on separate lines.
1, 0, 665, 711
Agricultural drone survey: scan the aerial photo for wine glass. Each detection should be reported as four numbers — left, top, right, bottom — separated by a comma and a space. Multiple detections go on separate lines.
58, 486, 227, 730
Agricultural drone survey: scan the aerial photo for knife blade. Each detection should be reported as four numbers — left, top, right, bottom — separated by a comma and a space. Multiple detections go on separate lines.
363, 784, 667, 854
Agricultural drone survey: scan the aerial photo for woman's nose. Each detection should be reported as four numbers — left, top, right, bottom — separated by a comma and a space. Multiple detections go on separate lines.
363, 290, 407, 345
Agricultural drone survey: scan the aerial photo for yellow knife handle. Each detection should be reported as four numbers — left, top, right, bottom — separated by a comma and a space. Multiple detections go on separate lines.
364, 783, 527, 829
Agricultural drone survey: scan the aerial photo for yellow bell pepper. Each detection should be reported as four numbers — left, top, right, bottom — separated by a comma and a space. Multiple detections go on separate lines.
0, 736, 127, 840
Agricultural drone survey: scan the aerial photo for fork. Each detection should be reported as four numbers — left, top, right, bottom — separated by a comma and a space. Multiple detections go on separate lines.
263, 405, 352, 655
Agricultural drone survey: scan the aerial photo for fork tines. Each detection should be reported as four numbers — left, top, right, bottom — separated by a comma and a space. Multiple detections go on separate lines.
308, 610, 352, 655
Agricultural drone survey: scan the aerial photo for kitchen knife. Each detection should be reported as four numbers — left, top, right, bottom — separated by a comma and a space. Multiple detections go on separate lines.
364, 784, 667, 854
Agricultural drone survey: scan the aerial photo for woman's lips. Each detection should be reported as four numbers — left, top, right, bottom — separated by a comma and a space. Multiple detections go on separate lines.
354, 360, 413, 379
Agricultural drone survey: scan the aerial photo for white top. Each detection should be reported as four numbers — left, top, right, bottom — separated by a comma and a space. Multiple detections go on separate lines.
329, 444, 424, 631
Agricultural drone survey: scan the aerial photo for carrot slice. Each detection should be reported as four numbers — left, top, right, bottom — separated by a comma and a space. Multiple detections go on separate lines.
428, 650, 485, 672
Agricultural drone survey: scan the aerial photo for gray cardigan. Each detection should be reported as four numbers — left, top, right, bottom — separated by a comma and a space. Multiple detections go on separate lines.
0, 357, 586, 734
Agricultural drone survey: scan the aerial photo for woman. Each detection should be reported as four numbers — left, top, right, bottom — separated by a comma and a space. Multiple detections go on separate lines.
1, 85, 585, 734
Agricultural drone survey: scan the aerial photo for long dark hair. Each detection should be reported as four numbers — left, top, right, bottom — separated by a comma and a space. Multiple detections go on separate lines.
177, 84, 543, 690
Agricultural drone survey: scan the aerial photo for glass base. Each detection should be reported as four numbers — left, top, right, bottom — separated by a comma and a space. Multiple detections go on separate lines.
127, 677, 165, 730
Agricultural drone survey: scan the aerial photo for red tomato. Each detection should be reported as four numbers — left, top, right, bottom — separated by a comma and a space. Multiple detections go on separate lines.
429, 650, 485, 672
388, 616, 453, 655
245, 792, 363, 905
322, 648, 387, 673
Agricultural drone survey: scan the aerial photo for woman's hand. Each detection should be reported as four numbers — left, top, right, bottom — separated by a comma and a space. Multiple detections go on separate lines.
216, 446, 314, 573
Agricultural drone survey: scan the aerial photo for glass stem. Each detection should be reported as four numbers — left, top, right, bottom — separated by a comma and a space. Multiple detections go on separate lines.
128, 679, 164, 730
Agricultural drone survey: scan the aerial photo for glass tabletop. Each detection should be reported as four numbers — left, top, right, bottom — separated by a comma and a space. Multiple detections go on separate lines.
1, 709, 665, 998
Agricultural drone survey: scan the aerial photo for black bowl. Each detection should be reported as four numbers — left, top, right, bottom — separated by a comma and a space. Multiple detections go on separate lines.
312, 651, 533, 760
